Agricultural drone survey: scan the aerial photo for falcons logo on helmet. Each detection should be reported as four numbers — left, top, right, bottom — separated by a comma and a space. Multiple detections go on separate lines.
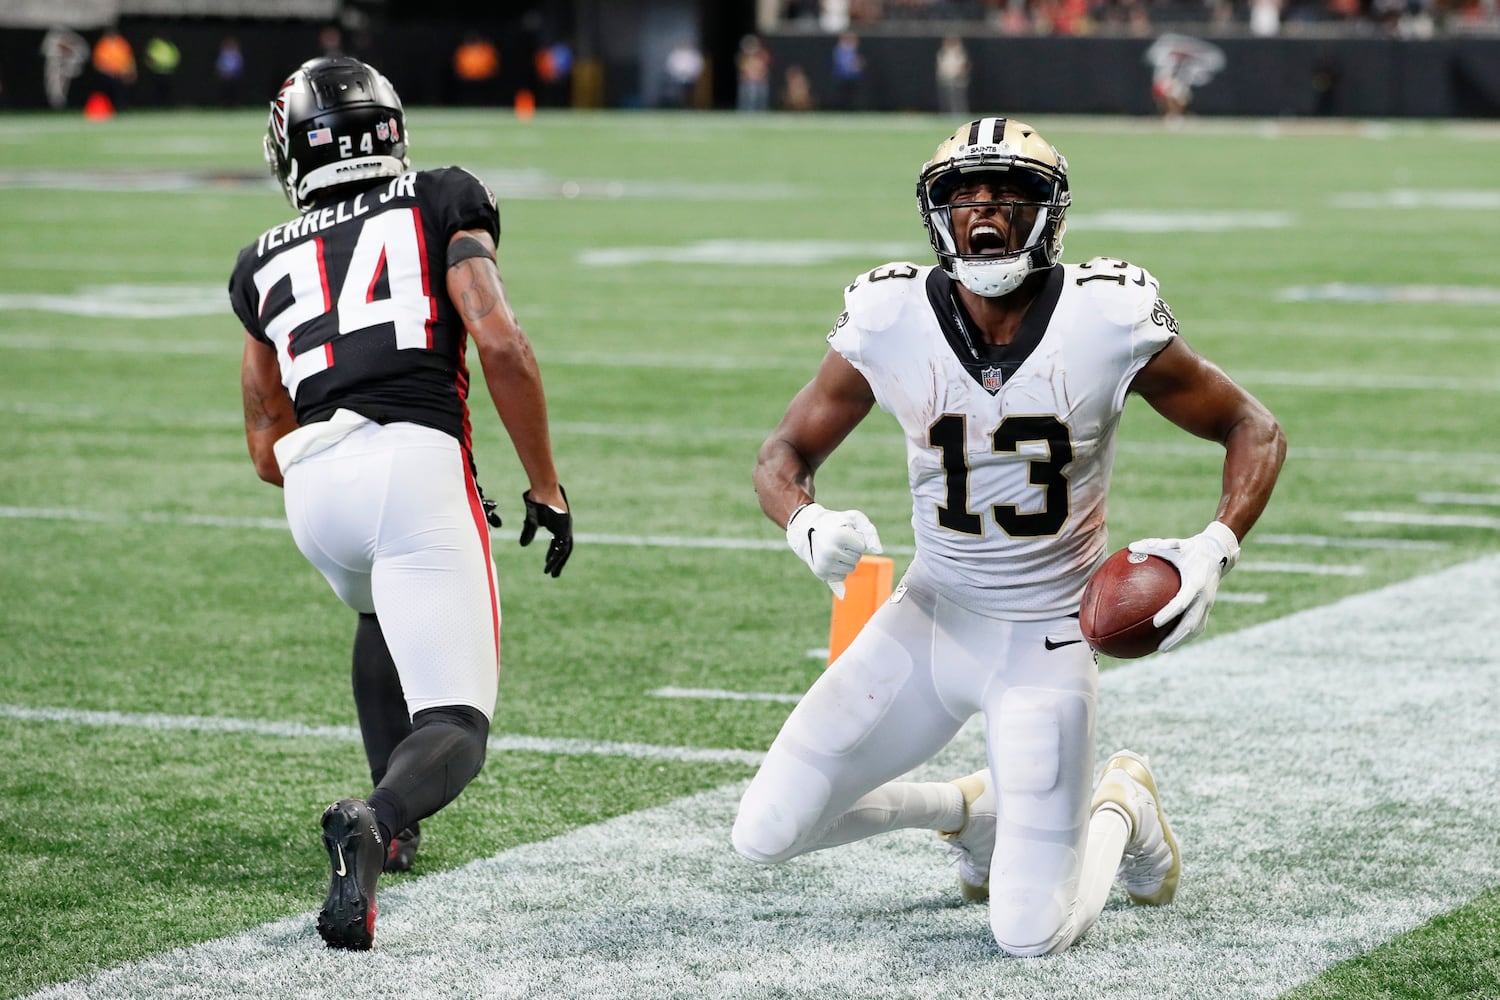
268, 75, 302, 158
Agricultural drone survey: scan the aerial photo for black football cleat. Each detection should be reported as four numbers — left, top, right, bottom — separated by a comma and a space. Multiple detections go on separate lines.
384, 824, 421, 873
316, 798, 384, 950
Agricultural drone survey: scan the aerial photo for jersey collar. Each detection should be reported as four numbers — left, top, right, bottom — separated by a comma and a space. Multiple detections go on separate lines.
925, 265, 1063, 396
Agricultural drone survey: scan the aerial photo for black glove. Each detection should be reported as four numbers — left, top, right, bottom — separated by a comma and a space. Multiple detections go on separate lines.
480, 495, 502, 528
519, 487, 572, 577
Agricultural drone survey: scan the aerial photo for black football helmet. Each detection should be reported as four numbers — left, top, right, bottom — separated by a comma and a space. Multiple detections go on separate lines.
264, 56, 410, 212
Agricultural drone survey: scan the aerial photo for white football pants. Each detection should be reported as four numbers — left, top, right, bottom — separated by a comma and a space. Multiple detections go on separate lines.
281, 420, 500, 720
733, 567, 1108, 956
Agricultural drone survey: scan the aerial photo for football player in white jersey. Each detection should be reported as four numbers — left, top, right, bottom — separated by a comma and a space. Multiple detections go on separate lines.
733, 118, 1285, 957
231, 57, 572, 950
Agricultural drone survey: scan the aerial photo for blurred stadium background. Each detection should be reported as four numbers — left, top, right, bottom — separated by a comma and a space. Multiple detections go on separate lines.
1, 0, 1498, 117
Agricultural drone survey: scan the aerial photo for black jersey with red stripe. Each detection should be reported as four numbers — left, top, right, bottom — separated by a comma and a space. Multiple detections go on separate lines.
229, 167, 500, 446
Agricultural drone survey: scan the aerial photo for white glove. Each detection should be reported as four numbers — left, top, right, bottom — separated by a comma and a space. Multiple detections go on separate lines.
1126, 520, 1240, 652
785, 502, 883, 598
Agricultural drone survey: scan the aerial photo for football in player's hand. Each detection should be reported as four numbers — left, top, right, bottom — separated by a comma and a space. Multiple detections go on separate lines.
1079, 549, 1183, 659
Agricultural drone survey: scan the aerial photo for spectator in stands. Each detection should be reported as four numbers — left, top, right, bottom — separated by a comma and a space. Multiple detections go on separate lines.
453, 33, 501, 105
782, 64, 816, 111
216, 37, 245, 106
1091, 0, 1152, 32
737, 34, 773, 112
91, 28, 135, 111
662, 39, 704, 109
985, 0, 1032, 33
1250, 0, 1284, 35
319, 25, 344, 58
143, 36, 179, 107
830, 32, 865, 111
534, 42, 573, 108
935, 35, 970, 115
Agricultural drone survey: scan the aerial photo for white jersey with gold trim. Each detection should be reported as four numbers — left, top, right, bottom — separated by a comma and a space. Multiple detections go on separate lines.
827, 257, 1177, 619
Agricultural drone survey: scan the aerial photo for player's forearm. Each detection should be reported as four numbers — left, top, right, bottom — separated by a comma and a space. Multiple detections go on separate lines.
1213, 411, 1286, 540
753, 438, 817, 529
241, 343, 298, 487
480, 345, 562, 502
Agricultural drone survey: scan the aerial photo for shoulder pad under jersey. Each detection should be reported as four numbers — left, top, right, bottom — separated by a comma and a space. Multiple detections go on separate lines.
840, 262, 929, 335
1070, 256, 1164, 327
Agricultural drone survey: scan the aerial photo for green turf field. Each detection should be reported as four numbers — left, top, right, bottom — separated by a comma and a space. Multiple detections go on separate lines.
1, 109, 1497, 999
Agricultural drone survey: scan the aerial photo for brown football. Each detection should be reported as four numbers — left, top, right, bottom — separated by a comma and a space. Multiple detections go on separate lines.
1079, 548, 1183, 659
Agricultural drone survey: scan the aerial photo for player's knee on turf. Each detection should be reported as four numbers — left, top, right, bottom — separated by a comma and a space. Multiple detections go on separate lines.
732, 753, 834, 864
985, 687, 1090, 957
990, 890, 1074, 957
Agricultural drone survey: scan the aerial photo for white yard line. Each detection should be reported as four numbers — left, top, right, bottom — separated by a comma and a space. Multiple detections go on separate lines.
650, 687, 802, 705
1236, 560, 1366, 577
1346, 510, 1500, 531
1234, 369, 1500, 392
0, 704, 763, 768
0, 507, 1399, 576
1417, 492, 1500, 507
23, 554, 1500, 1000
1254, 533, 1449, 551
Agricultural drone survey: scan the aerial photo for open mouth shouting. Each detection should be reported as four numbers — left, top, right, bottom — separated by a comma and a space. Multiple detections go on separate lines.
968, 222, 1009, 256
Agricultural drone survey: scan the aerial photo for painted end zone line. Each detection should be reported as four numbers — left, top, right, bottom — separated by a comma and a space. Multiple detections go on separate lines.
0, 704, 762, 768
25, 555, 1500, 1000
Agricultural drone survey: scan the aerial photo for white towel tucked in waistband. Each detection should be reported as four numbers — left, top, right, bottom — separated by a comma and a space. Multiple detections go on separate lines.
273, 408, 374, 476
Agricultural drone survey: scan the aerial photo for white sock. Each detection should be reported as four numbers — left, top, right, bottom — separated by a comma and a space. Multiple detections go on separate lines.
1075, 806, 1131, 935
811, 781, 966, 851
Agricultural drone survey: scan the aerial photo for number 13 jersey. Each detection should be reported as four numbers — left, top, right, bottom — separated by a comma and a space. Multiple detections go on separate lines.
828, 260, 1178, 620
228, 167, 500, 447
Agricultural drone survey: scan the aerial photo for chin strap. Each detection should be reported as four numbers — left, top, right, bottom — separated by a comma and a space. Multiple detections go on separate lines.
954, 255, 1032, 297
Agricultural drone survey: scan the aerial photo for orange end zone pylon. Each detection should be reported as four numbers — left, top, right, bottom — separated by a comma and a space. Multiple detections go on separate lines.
827, 555, 893, 666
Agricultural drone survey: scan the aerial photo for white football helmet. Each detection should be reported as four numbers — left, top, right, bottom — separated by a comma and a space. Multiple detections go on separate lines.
917, 117, 1070, 297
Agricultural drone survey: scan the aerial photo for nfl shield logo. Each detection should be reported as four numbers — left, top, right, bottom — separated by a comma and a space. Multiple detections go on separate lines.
981, 365, 1003, 394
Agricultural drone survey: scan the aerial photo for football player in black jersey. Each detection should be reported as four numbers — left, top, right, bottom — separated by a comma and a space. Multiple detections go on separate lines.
229, 56, 573, 950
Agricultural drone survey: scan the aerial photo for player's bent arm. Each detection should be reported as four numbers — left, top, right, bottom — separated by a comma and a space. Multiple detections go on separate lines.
753, 348, 876, 529
1129, 337, 1286, 540
240, 331, 298, 487
446, 228, 565, 512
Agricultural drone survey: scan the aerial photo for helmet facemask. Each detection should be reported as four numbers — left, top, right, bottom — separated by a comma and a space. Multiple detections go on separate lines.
917, 118, 1070, 298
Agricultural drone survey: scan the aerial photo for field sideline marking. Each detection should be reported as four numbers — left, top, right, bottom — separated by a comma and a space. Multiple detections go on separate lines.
0, 704, 763, 768
24, 554, 1500, 1000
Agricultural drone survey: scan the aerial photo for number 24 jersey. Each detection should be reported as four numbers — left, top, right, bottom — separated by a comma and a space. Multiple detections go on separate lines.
228, 167, 500, 447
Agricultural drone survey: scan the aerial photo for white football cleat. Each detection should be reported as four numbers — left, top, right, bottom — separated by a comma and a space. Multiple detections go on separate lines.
1091, 749, 1181, 906
939, 769, 996, 902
